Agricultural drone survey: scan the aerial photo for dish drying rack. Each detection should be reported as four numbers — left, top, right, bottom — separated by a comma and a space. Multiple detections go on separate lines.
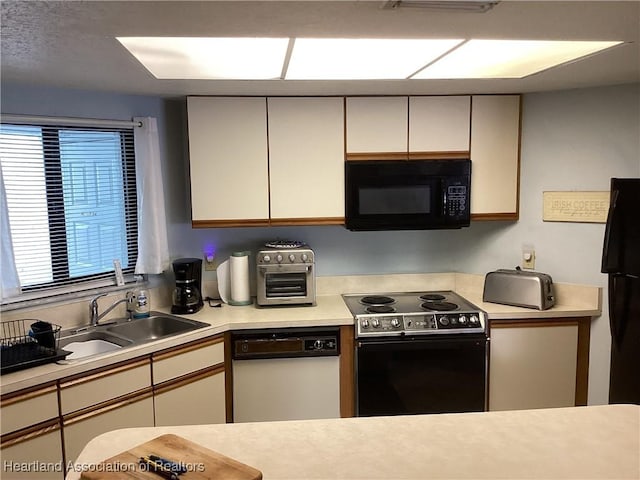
1, 319, 68, 374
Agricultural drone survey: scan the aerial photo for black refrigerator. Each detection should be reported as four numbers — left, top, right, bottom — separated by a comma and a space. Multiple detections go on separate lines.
601, 178, 640, 404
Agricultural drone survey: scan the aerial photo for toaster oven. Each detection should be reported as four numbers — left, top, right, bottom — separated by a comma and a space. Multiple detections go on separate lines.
256, 243, 315, 307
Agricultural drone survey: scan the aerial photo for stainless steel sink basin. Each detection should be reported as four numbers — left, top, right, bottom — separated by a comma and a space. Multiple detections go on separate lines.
58, 312, 209, 361
106, 314, 209, 343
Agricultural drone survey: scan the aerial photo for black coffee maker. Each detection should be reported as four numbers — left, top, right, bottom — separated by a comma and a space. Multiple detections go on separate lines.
171, 258, 204, 314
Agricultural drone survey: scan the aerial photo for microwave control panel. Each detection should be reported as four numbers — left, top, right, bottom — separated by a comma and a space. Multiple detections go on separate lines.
444, 184, 468, 218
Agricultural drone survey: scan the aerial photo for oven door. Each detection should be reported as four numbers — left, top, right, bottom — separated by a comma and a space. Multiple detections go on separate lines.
355, 335, 488, 417
257, 264, 315, 306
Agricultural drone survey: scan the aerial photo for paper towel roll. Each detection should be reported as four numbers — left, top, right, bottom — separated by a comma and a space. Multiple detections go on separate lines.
230, 251, 251, 305
216, 259, 230, 304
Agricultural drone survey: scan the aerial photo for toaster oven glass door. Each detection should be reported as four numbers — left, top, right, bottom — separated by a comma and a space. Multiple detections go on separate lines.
265, 272, 307, 298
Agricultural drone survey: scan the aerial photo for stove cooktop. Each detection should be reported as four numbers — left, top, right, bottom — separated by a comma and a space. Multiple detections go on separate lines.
342, 291, 487, 338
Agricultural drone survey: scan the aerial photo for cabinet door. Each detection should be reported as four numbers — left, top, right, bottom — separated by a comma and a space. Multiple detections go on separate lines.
1, 383, 58, 435
63, 393, 154, 465
59, 358, 151, 415
489, 324, 578, 411
187, 97, 269, 225
154, 368, 226, 426
1, 422, 64, 479
409, 96, 471, 153
152, 336, 224, 385
268, 97, 345, 222
346, 97, 408, 155
470, 95, 521, 218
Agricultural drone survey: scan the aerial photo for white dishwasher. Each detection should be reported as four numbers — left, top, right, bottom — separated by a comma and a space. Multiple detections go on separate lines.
232, 328, 341, 422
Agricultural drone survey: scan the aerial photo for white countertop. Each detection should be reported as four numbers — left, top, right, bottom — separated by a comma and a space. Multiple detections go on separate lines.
68, 404, 639, 480
1, 273, 602, 395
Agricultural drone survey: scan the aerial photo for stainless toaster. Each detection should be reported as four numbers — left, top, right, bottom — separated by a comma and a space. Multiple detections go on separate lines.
483, 269, 555, 310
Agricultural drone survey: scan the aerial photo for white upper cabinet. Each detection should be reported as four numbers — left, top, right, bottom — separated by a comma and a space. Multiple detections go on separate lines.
470, 95, 521, 218
187, 97, 269, 225
409, 96, 471, 153
346, 97, 408, 155
268, 97, 345, 221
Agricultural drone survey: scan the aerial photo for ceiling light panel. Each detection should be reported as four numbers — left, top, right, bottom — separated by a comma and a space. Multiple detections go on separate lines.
285, 38, 464, 80
117, 37, 289, 79
413, 39, 623, 79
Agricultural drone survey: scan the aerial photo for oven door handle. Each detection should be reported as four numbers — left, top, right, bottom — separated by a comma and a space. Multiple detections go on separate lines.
357, 335, 487, 351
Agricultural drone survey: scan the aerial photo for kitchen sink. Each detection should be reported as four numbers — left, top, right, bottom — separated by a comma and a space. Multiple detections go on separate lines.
58, 312, 209, 361
106, 314, 209, 343
58, 330, 133, 360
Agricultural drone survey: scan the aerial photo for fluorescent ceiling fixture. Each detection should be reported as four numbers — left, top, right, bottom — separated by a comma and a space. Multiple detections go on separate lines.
116, 37, 289, 79
413, 39, 623, 79
286, 38, 464, 80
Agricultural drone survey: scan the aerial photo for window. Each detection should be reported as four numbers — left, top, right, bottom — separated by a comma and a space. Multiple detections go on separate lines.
0, 122, 138, 296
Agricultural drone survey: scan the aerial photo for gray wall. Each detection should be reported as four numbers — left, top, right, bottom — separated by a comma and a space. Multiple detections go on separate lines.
2, 82, 639, 404
456, 83, 640, 404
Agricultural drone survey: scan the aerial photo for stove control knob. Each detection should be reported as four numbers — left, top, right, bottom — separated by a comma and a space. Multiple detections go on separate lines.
360, 318, 369, 329
391, 318, 401, 328
459, 315, 467, 325
263, 255, 271, 263
289, 254, 296, 262
470, 315, 479, 325
372, 318, 381, 328
301, 253, 309, 262
440, 316, 450, 326
276, 254, 283, 263
314, 340, 324, 350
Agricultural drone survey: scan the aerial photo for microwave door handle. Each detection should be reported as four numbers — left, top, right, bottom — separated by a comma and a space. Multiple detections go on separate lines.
602, 189, 620, 273
441, 180, 447, 217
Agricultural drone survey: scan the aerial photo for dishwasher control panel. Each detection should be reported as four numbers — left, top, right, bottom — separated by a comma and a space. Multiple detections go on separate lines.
232, 329, 339, 359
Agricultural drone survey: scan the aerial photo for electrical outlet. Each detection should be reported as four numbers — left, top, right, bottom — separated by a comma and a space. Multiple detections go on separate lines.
204, 253, 217, 271
522, 249, 536, 269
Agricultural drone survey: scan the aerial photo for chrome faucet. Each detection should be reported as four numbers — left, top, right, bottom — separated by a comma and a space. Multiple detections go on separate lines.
89, 292, 133, 327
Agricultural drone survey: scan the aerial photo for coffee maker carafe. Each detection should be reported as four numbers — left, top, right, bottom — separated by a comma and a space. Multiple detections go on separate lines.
171, 258, 204, 314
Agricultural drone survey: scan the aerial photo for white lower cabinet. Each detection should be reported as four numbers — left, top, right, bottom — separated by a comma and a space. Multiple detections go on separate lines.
1, 422, 64, 479
152, 335, 227, 426
154, 367, 226, 426
489, 323, 579, 411
59, 357, 153, 467
1, 383, 64, 479
63, 393, 154, 465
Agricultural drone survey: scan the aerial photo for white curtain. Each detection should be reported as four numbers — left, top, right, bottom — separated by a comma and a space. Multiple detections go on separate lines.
133, 117, 170, 274
0, 168, 21, 299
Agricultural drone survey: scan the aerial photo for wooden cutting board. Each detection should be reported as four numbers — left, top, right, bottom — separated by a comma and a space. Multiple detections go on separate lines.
80, 434, 262, 480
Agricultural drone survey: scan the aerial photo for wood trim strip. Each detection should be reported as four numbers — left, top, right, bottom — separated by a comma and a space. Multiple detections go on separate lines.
471, 212, 519, 221
224, 331, 234, 423
490, 318, 581, 329
153, 335, 223, 362
408, 151, 471, 160
1, 382, 57, 406
345, 152, 409, 161
62, 388, 153, 425
575, 317, 591, 406
514, 94, 523, 220
153, 364, 224, 395
339, 325, 355, 418
269, 217, 344, 226
192, 219, 270, 228
59, 357, 150, 389
1, 419, 61, 448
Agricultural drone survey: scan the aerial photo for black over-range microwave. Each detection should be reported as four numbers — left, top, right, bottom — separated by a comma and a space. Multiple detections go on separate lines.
345, 158, 471, 231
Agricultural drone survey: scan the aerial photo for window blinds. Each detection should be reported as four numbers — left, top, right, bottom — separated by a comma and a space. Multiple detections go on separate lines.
0, 122, 138, 292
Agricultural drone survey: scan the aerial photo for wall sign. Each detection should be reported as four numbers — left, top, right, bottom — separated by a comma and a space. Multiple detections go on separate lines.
543, 191, 610, 223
